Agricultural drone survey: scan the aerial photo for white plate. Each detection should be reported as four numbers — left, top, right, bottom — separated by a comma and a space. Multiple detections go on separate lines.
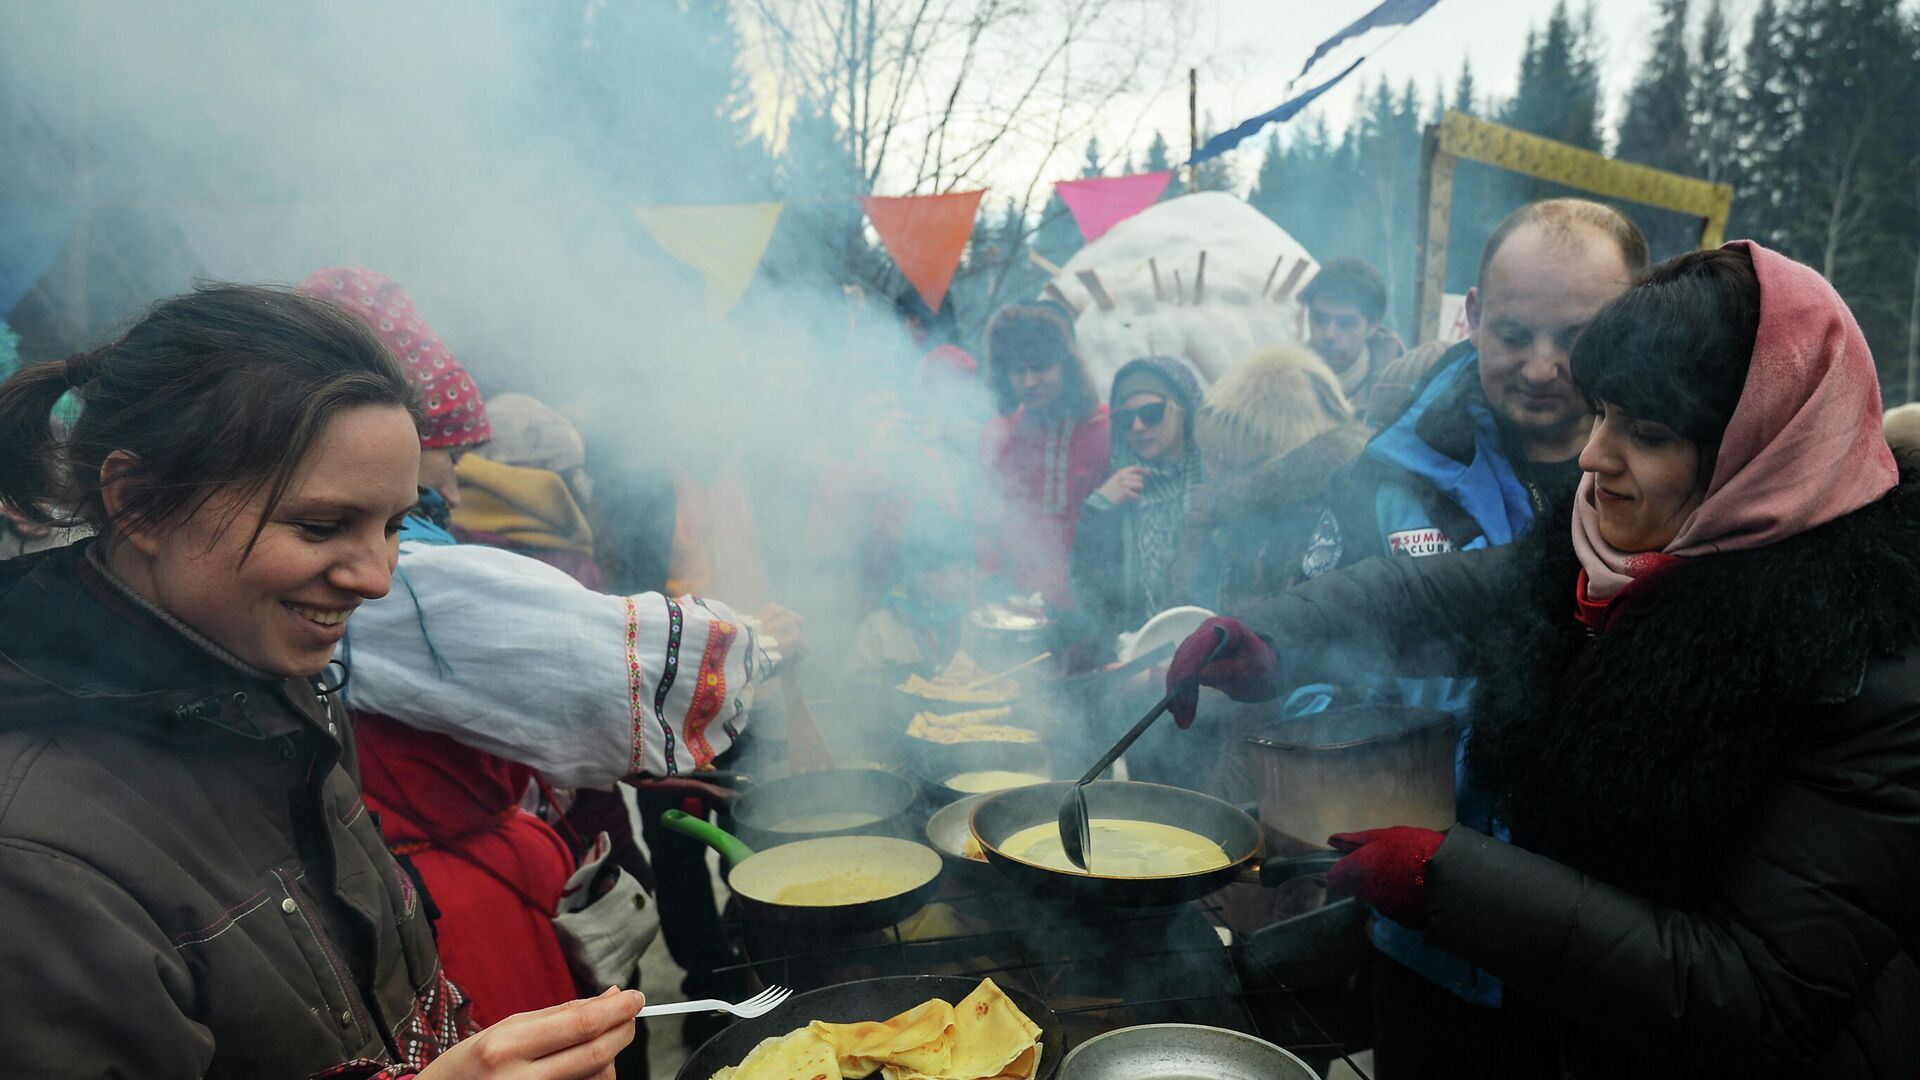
1114, 605, 1215, 664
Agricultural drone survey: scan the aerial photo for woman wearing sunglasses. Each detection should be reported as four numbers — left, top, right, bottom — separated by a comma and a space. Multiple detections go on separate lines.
1068, 355, 1205, 659
1167, 245, 1920, 1075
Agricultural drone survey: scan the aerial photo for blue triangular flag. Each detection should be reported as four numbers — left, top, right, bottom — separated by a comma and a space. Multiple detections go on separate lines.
1189, 59, 1364, 165
1297, 0, 1442, 84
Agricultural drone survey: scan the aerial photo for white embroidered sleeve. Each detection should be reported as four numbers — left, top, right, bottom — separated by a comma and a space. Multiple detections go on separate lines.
341, 542, 776, 785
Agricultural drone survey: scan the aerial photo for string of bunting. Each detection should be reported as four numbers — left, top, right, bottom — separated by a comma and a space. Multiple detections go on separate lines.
631, 1, 1451, 318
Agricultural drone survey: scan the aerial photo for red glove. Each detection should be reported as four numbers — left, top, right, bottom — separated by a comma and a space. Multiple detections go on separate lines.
1166, 617, 1282, 728
1326, 826, 1445, 928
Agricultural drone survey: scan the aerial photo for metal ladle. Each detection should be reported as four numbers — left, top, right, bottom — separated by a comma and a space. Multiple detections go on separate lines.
1058, 624, 1230, 870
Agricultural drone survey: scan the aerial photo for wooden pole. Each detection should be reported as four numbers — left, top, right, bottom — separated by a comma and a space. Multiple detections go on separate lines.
1187, 68, 1199, 194
1412, 123, 1456, 345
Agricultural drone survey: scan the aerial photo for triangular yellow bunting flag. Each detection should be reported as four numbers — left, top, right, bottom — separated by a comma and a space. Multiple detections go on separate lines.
633, 202, 784, 322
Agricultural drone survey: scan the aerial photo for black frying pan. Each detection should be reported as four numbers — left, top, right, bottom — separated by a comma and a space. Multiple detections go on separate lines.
969, 780, 1338, 907
679, 975, 1063, 1080
728, 767, 919, 849
924, 791, 1004, 890
911, 739, 1058, 804
661, 811, 942, 935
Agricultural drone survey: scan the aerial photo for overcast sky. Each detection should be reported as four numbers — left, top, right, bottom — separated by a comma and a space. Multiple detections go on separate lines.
1138, 0, 1756, 167
962, 0, 1763, 193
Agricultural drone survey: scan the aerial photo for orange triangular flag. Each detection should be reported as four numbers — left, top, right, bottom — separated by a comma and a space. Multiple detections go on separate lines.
857, 190, 986, 314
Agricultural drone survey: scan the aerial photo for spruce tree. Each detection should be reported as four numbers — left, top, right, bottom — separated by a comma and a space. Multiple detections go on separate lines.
1690, 0, 1741, 187
1144, 132, 1172, 172
1616, 0, 1695, 173
1503, 2, 1604, 151
764, 98, 875, 291
1732, 0, 1790, 238
1142, 132, 1178, 202
1452, 59, 1478, 116
1032, 188, 1083, 271
1192, 117, 1236, 193
1248, 132, 1288, 222
1616, 0, 1700, 257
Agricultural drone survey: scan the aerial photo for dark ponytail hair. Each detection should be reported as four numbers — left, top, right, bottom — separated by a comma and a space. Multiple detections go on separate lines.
0, 284, 422, 554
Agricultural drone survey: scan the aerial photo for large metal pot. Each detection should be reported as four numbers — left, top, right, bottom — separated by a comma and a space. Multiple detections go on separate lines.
1059, 1023, 1320, 1079
1244, 703, 1457, 853
961, 601, 1052, 674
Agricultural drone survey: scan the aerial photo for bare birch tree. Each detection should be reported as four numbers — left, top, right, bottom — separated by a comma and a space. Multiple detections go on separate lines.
739, 0, 1192, 206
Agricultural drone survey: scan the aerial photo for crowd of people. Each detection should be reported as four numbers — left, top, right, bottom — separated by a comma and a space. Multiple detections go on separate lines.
0, 190, 1915, 1078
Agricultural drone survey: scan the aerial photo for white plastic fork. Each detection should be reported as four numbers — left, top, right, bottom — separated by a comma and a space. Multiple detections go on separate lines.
636, 986, 791, 1020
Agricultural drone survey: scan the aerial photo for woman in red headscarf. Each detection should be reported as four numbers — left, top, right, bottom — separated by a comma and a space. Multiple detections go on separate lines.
1166, 244, 1920, 1076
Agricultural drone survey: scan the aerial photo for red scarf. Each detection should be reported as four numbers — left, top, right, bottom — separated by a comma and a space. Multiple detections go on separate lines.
1573, 552, 1682, 635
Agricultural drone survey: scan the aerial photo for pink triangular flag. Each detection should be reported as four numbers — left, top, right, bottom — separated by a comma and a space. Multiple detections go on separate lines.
1055, 171, 1173, 243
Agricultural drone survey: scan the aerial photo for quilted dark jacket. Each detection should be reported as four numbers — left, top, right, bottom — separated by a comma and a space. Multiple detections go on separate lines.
1241, 478, 1920, 1077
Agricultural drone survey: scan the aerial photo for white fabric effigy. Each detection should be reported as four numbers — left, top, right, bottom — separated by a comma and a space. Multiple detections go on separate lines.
342, 541, 778, 786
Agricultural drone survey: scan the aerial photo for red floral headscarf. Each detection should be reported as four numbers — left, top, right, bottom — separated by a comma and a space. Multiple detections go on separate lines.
299, 267, 491, 451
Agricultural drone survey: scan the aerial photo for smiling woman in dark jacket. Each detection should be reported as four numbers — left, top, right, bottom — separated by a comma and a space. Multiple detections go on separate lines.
0, 287, 642, 1079
1167, 243, 1920, 1077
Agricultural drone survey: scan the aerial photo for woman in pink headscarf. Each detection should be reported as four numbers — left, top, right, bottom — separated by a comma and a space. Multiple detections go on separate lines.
1165, 244, 1920, 1076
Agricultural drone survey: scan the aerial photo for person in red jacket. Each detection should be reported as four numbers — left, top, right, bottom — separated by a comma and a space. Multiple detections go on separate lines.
976, 302, 1111, 610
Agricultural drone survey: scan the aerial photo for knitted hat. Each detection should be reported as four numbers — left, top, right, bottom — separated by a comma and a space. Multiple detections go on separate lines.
1109, 355, 1202, 450
481, 392, 586, 474
1196, 344, 1353, 471
1111, 357, 1199, 413
298, 267, 490, 451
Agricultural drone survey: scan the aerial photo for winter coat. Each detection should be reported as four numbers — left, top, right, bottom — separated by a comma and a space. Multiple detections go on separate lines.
0, 543, 468, 1078
354, 713, 578, 1028
977, 405, 1112, 608
1173, 422, 1370, 617
1241, 477, 1920, 1077
1332, 343, 1582, 570
1322, 343, 1586, 1006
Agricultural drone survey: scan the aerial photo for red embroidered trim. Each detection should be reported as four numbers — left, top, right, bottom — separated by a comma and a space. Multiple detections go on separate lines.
624, 596, 646, 776
683, 619, 736, 769
310, 1061, 414, 1080
392, 964, 474, 1069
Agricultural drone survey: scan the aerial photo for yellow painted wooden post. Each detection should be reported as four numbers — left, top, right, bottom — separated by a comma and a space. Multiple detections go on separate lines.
1414, 123, 1457, 345
1410, 111, 1738, 342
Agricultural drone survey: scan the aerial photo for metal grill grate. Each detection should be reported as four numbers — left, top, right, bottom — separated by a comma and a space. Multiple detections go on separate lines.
711, 884, 1364, 1072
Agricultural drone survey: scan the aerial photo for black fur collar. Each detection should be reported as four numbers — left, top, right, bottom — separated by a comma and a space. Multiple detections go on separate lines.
1464, 477, 1920, 895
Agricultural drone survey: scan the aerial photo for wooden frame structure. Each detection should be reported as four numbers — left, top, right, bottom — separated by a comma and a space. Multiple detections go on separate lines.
1412, 110, 1736, 342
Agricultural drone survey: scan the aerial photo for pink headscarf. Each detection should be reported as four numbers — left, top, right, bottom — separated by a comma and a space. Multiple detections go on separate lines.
299, 267, 492, 452
1574, 241, 1898, 600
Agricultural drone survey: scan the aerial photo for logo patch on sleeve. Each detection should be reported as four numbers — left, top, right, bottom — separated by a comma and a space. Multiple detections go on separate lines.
1387, 527, 1454, 557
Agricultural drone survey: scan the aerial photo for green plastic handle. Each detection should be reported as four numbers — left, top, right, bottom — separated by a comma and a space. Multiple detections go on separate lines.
660, 809, 756, 866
